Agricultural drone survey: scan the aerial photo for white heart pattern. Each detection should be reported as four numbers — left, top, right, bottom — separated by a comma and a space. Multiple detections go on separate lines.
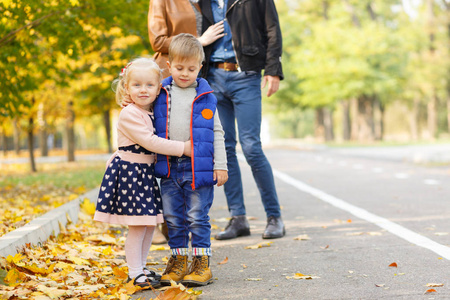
101, 186, 106, 191
118, 208, 122, 212
128, 208, 133, 213
137, 208, 142, 213
101, 205, 107, 210
105, 193, 110, 198
97, 198, 102, 203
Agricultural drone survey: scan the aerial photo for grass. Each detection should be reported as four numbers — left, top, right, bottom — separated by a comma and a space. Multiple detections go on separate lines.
0, 161, 105, 189
0, 160, 105, 237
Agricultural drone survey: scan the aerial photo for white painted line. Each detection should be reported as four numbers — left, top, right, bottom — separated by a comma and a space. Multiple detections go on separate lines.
394, 173, 409, 179
272, 169, 450, 260
372, 167, 383, 173
424, 179, 440, 185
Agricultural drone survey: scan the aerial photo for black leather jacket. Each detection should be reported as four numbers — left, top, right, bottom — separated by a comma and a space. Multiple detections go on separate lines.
200, 0, 283, 80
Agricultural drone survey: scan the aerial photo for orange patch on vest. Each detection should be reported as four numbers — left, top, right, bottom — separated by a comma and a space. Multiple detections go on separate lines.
201, 108, 214, 120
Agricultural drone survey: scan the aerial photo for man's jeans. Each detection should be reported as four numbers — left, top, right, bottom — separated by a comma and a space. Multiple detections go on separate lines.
207, 67, 281, 218
160, 157, 213, 256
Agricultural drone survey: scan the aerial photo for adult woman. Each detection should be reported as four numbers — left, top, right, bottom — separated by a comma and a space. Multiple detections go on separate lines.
148, 0, 224, 78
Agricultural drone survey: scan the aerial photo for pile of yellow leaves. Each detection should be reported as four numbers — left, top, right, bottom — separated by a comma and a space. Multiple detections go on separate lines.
0, 184, 82, 237
0, 206, 200, 299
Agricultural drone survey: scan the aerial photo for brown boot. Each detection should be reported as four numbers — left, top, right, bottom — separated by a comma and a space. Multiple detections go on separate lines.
160, 255, 188, 285
182, 256, 213, 286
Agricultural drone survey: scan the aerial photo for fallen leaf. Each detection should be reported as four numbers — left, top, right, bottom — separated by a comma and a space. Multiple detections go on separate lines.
245, 242, 273, 249
218, 257, 228, 265
245, 278, 262, 281
388, 262, 397, 268
375, 284, 385, 287
425, 289, 437, 294
426, 283, 444, 287
293, 234, 311, 240
286, 273, 320, 280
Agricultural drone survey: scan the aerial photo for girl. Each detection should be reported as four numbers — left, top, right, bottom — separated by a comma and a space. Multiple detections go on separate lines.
93, 57, 191, 289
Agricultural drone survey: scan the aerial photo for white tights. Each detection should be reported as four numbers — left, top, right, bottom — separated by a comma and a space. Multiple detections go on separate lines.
125, 225, 155, 282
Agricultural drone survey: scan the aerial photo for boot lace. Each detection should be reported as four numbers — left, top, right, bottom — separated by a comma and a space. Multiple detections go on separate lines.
163, 256, 185, 276
188, 257, 207, 275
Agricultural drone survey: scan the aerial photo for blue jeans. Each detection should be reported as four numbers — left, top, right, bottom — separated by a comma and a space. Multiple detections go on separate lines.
207, 67, 281, 218
160, 157, 213, 256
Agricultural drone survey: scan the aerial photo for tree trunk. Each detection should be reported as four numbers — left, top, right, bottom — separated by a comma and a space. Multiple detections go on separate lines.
13, 118, 20, 154
38, 102, 48, 156
409, 98, 420, 141
427, 93, 438, 140
341, 100, 351, 141
315, 108, 325, 142
350, 98, 359, 140
323, 107, 334, 141
447, 98, 450, 133
28, 98, 36, 172
1, 131, 7, 156
374, 96, 383, 140
357, 95, 375, 141
103, 109, 113, 153
67, 100, 76, 162
40, 127, 48, 157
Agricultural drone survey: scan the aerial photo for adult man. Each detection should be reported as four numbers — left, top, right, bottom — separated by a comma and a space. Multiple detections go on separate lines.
199, 0, 285, 240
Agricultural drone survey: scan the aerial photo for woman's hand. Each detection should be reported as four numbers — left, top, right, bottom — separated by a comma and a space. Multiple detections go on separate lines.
198, 20, 225, 46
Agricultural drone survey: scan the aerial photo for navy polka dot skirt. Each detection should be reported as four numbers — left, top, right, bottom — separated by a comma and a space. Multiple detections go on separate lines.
93, 144, 164, 226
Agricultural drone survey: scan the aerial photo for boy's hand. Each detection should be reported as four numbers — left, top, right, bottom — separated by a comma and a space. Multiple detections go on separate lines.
214, 170, 228, 187
183, 141, 192, 157
121, 93, 134, 107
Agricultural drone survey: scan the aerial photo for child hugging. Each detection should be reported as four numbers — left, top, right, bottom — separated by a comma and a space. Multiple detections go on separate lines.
93, 58, 191, 289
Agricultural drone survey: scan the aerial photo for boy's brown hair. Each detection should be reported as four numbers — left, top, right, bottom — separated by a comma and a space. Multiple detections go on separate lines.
168, 33, 204, 64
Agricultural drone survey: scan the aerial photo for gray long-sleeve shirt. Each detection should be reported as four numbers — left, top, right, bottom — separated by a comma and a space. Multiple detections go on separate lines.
168, 80, 227, 171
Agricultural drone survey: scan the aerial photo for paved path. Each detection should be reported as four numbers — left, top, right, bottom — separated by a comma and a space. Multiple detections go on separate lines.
2, 144, 449, 299
135, 146, 450, 299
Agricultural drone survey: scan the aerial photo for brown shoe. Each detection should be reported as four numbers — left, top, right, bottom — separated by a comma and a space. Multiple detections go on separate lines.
182, 256, 213, 286
160, 255, 188, 285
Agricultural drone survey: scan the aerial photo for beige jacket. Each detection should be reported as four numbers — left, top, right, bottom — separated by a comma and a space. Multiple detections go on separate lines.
148, 0, 198, 78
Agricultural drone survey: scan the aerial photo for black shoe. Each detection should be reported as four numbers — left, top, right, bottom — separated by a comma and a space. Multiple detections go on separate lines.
262, 216, 286, 239
144, 267, 162, 281
128, 273, 161, 289
215, 215, 251, 240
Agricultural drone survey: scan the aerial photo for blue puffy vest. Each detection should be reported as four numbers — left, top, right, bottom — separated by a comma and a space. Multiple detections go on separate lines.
154, 77, 217, 190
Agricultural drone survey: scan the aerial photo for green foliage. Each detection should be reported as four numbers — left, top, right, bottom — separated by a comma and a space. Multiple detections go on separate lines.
0, 0, 150, 118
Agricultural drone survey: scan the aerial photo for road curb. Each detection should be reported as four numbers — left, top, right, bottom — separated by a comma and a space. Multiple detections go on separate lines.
0, 188, 99, 258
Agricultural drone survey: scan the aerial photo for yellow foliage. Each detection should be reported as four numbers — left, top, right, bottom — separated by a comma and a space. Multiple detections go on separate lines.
81, 198, 96, 215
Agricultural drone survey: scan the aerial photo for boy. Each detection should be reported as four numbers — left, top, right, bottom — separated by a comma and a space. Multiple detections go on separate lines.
153, 33, 228, 286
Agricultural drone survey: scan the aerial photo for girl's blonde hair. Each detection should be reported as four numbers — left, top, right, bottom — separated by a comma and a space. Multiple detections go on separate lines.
112, 57, 162, 106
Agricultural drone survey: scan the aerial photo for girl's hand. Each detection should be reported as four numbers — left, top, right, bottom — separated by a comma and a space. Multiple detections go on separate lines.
214, 170, 228, 187
198, 20, 225, 46
121, 93, 134, 107
183, 141, 192, 157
